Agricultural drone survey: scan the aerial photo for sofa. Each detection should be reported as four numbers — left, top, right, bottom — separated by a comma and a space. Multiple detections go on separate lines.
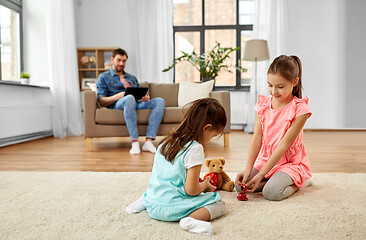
82, 82, 231, 151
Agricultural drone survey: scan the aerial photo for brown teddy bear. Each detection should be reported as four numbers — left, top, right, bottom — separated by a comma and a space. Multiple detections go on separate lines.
203, 158, 234, 192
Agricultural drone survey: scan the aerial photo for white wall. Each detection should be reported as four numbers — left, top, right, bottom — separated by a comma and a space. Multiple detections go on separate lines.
75, 0, 136, 74
22, 0, 50, 87
0, 0, 52, 143
76, 0, 130, 48
286, 0, 366, 129
343, 0, 366, 128
237, 0, 366, 129
286, 0, 341, 129
230, 91, 250, 129
0, 84, 52, 139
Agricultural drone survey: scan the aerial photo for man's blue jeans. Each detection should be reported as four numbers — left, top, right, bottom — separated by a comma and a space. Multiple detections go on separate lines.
113, 95, 165, 141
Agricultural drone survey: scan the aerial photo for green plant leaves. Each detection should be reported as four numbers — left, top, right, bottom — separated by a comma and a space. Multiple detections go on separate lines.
21, 72, 30, 78
163, 42, 247, 80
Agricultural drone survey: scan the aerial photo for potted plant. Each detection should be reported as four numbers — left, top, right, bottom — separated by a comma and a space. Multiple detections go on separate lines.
20, 72, 30, 84
163, 42, 246, 82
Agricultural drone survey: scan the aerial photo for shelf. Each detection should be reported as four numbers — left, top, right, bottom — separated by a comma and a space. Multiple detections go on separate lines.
79, 68, 97, 71
77, 47, 116, 90
78, 47, 117, 51
79, 68, 110, 72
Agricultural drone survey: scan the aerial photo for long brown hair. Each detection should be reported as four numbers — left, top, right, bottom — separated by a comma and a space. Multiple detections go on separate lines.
159, 98, 227, 163
267, 55, 303, 98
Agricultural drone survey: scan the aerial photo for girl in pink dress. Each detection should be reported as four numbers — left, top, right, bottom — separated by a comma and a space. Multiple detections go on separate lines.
235, 55, 312, 201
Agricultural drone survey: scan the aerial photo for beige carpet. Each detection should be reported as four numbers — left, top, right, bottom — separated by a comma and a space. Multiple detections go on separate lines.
0, 172, 365, 240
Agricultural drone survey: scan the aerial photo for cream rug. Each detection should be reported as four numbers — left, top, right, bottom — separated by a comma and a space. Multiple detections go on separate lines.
0, 172, 365, 240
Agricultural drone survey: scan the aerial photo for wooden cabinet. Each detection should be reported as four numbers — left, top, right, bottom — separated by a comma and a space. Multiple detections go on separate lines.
77, 47, 116, 90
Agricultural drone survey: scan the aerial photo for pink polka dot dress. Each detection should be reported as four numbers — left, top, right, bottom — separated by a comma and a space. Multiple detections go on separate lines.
254, 95, 312, 188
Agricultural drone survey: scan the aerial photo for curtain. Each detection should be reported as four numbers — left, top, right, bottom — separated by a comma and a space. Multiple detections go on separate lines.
127, 0, 174, 83
44, 0, 83, 138
245, 0, 289, 133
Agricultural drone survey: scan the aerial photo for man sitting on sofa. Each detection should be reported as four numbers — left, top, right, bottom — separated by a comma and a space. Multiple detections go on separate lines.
96, 48, 165, 154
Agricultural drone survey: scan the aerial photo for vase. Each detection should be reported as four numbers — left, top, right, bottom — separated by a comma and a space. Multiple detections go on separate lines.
20, 78, 30, 84
202, 77, 215, 88
202, 76, 215, 82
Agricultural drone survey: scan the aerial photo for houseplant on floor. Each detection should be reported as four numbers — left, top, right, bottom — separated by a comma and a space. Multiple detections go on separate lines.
163, 42, 246, 82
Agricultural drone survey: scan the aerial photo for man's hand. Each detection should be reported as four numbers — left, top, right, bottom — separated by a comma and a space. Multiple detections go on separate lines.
141, 93, 150, 102
115, 91, 125, 100
98, 91, 125, 107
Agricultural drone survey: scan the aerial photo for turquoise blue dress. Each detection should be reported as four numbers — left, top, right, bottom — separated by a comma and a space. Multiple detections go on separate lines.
143, 141, 220, 221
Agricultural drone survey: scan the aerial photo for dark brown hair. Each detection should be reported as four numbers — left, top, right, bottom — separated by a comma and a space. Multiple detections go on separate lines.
159, 98, 227, 163
267, 55, 303, 98
112, 48, 128, 59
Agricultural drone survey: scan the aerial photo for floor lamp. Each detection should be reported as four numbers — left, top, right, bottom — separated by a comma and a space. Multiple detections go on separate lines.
243, 39, 270, 103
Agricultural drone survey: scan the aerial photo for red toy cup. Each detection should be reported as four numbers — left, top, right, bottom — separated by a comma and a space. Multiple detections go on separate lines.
237, 192, 248, 201
240, 184, 247, 192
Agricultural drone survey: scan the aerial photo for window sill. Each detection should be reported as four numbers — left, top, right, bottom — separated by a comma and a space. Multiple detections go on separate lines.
0, 80, 50, 89
213, 85, 250, 91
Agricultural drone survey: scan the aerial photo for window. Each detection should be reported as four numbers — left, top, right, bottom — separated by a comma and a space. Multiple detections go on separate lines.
0, 0, 23, 82
173, 0, 254, 89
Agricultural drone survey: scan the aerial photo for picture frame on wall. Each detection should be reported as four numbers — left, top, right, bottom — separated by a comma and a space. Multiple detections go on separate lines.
81, 78, 97, 90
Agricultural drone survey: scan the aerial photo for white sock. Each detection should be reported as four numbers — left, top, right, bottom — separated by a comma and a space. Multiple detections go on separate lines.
129, 142, 140, 154
125, 195, 146, 214
142, 141, 156, 153
179, 217, 213, 235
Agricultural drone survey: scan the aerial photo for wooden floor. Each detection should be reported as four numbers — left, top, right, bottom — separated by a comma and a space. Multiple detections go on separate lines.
0, 131, 365, 173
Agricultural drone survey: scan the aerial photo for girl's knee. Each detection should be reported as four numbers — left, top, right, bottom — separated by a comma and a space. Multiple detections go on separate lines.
263, 183, 297, 201
262, 184, 284, 201
204, 200, 227, 220
263, 171, 295, 201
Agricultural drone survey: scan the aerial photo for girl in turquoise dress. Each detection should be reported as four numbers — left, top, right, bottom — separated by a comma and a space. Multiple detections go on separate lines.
126, 98, 228, 235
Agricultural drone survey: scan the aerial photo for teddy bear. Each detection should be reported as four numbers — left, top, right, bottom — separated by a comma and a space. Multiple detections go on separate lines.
202, 157, 234, 192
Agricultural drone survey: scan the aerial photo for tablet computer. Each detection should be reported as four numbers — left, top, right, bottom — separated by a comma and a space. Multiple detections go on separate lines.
124, 87, 149, 100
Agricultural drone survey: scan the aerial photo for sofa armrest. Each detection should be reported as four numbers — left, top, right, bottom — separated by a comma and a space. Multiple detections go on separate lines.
210, 91, 231, 134
82, 91, 97, 137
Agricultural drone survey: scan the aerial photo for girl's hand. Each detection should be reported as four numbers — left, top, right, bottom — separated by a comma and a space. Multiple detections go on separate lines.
245, 174, 263, 193
185, 165, 216, 196
203, 176, 216, 192
235, 168, 251, 186
235, 171, 246, 186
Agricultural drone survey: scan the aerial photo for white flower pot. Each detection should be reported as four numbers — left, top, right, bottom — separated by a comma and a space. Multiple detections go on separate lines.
20, 78, 30, 84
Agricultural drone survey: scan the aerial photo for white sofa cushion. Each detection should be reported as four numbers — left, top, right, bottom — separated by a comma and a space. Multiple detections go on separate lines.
178, 80, 214, 107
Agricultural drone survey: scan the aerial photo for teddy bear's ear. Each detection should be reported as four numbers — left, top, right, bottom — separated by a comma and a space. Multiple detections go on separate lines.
219, 158, 225, 165
205, 159, 211, 167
